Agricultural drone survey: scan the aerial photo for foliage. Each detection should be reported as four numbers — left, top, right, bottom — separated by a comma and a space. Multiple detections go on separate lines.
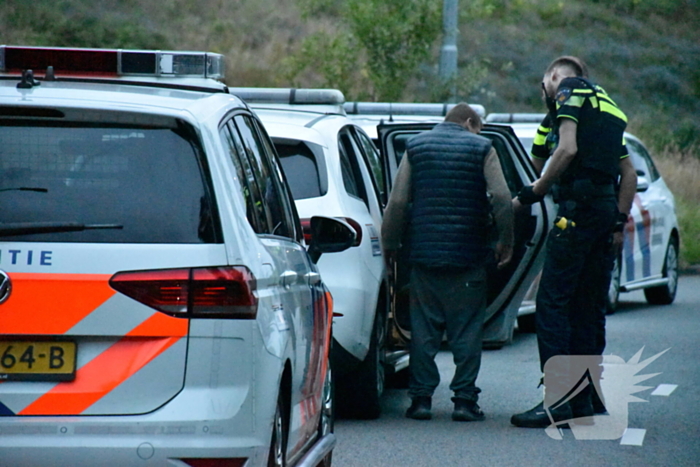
289, 0, 442, 101
0, 0, 169, 49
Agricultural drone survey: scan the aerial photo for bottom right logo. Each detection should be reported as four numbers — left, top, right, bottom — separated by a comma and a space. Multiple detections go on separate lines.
543, 347, 669, 440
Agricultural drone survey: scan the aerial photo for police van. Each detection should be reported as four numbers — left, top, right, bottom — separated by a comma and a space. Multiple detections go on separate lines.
228, 89, 397, 419
0, 45, 352, 467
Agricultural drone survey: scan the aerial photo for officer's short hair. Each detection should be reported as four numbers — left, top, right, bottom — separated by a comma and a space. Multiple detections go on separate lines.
445, 103, 481, 125
545, 56, 589, 78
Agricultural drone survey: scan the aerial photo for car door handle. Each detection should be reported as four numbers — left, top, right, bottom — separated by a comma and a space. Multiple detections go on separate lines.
280, 270, 298, 289
304, 271, 322, 286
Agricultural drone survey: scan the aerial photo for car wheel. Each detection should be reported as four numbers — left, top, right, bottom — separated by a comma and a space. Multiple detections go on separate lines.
317, 363, 334, 467
606, 255, 621, 314
340, 307, 386, 419
267, 392, 288, 467
644, 239, 679, 305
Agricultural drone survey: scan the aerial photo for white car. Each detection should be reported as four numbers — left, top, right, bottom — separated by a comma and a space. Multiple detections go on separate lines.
486, 113, 681, 320
0, 46, 352, 466
344, 103, 557, 348
229, 89, 398, 419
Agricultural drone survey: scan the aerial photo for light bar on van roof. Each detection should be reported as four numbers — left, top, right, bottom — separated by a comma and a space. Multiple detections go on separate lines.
0, 45, 225, 80
344, 102, 486, 119
485, 113, 546, 123
230, 88, 345, 105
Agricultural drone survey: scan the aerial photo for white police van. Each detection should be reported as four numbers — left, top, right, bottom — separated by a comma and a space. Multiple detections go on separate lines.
228, 89, 399, 419
486, 113, 681, 318
0, 45, 354, 467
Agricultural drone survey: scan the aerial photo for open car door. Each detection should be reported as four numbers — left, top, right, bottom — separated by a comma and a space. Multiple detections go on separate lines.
378, 122, 555, 348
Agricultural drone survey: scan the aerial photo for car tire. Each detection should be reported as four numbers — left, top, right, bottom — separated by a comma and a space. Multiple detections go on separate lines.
267, 391, 288, 467
317, 363, 334, 467
644, 239, 679, 305
606, 255, 622, 314
339, 308, 386, 419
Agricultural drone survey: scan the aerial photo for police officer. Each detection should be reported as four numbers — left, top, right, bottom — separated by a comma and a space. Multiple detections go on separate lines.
511, 56, 637, 428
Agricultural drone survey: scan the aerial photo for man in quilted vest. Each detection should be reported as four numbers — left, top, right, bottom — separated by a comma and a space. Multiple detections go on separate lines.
382, 103, 514, 421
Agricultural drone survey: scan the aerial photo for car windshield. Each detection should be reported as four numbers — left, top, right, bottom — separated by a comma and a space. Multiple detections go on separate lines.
0, 122, 218, 243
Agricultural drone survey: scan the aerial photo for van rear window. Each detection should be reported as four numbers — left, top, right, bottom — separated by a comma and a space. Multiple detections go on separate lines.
275, 140, 328, 200
0, 122, 219, 243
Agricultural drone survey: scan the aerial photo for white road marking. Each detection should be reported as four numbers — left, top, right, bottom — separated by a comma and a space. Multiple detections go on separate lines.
620, 428, 646, 446
650, 384, 678, 396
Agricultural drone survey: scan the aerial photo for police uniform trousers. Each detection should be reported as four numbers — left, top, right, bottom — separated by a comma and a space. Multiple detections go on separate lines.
408, 264, 486, 401
535, 198, 617, 374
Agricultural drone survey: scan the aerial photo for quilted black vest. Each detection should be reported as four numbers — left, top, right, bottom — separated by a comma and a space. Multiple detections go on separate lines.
406, 122, 492, 269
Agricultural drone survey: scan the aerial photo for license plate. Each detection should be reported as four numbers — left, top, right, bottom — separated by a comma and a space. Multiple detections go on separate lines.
0, 340, 76, 382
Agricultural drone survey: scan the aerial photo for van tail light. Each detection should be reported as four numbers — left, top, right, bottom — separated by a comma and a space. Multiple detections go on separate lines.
109, 266, 258, 319
300, 217, 362, 247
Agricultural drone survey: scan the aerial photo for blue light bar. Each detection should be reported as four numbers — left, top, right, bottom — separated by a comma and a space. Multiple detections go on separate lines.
344, 102, 486, 119
230, 88, 345, 105
0, 46, 225, 81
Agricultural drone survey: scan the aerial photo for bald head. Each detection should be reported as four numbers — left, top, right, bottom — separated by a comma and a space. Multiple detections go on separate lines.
445, 102, 482, 134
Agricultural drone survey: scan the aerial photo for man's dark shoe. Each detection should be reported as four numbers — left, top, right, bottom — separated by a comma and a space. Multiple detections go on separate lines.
452, 398, 485, 422
510, 401, 572, 428
405, 396, 432, 420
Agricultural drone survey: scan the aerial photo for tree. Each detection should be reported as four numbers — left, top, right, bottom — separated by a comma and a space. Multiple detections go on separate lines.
287, 0, 442, 101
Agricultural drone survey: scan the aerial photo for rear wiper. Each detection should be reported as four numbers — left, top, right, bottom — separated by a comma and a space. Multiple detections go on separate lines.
0, 187, 48, 193
0, 222, 123, 237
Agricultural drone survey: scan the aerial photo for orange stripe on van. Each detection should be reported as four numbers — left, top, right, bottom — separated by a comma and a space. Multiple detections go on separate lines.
0, 273, 115, 335
19, 336, 182, 416
126, 310, 188, 337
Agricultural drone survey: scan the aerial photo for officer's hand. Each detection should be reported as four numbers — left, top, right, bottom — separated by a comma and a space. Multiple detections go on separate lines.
496, 242, 513, 269
517, 184, 546, 205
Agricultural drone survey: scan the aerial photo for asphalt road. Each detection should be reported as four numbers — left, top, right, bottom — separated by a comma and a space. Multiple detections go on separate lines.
333, 274, 700, 467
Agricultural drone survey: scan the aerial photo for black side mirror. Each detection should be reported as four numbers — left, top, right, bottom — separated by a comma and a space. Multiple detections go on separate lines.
307, 216, 357, 263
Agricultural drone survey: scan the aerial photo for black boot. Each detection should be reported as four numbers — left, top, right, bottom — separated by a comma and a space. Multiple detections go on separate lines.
452, 398, 485, 422
510, 401, 572, 428
405, 396, 432, 420
569, 388, 594, 425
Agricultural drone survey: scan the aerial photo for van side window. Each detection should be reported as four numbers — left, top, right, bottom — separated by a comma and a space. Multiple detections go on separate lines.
220, 120, 267, 233
233, 115, 294, 238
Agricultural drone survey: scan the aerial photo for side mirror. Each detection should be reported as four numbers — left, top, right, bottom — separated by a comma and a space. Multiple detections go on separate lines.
307, 216, 357, 264
636, 176, 650, 192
